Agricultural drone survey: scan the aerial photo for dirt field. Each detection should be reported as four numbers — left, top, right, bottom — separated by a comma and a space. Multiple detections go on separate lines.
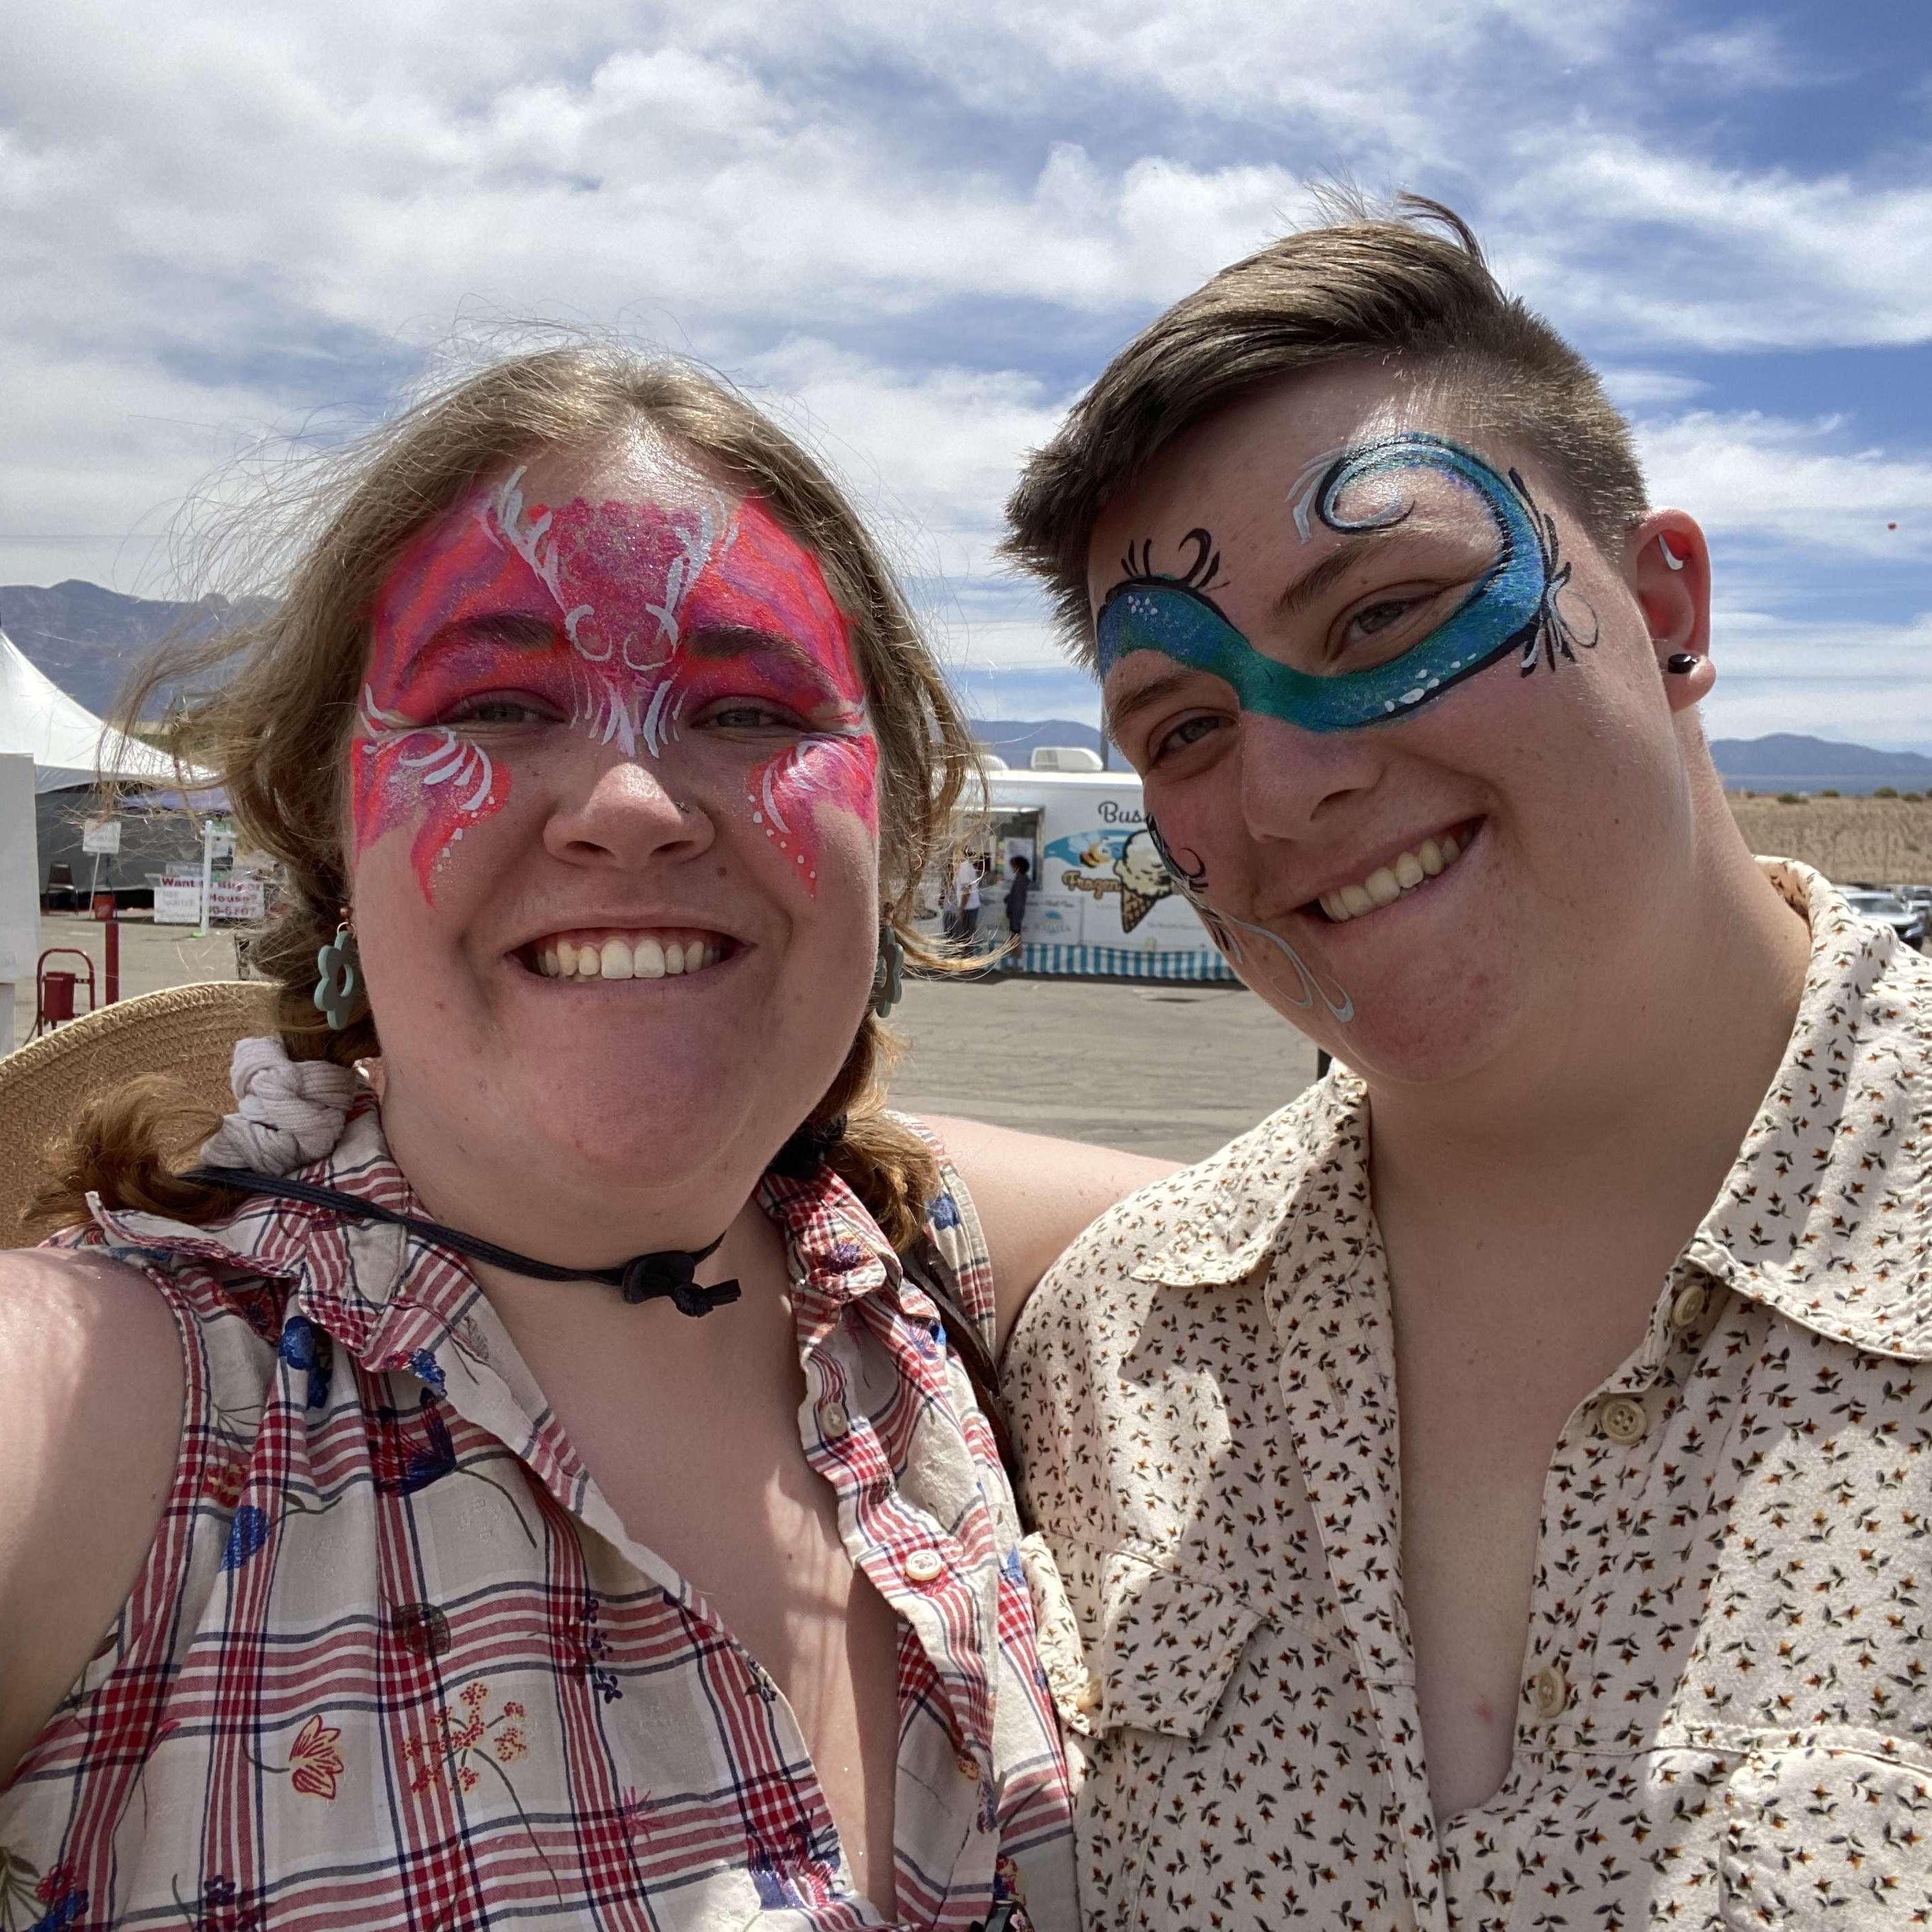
1728, 794, 1932, 885
10, 912, 1317, 1162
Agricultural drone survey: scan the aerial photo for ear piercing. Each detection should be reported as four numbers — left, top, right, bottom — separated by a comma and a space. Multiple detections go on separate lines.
1658, 535, 1686, 571
1665, 653, 1702, 675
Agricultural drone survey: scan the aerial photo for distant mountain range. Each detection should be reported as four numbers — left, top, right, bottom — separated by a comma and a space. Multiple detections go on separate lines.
0, 579, 272, 715
6, 581, 1930, 794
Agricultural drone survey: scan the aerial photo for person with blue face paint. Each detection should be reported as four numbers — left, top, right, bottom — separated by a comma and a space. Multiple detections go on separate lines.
993, 197, 1932, 1928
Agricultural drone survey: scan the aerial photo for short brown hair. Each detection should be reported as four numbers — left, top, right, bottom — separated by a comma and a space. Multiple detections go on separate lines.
1003, 193, 1649, 660
42, 346, 976, 1248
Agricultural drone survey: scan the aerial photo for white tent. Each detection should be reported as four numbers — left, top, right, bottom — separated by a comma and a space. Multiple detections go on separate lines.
0, 626, 211, 794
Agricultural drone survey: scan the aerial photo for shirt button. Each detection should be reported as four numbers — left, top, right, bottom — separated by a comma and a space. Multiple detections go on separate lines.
1531, 1664, 1570, 1719
1598, 1394, 1651, 1445
903, 1547, 945, 1585
820, 1399, 850, 1440
1669, 1281, 1710, 1333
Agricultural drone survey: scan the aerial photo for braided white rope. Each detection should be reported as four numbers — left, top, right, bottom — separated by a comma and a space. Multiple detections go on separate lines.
199, 1036, 357, 1176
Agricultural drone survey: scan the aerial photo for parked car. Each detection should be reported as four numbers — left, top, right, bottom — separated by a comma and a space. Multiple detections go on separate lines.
1841, 887, 1926, 950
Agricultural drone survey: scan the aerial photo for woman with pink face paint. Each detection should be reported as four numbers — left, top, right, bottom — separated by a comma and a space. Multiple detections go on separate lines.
0, 348, 1168, 1929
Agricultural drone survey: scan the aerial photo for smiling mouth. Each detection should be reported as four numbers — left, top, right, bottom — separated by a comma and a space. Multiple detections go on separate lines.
1309, 819, 1483, 925
518, 927, 737, 981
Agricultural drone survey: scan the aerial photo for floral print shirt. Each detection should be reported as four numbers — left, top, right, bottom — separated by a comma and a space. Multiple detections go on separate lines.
1004, 861, 1932, 1930
0, 1105, 1075, 1930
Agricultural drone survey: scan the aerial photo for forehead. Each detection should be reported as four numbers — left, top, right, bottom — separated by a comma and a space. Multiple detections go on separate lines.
1085, 362, 1477, 596
506, 428, 727, 525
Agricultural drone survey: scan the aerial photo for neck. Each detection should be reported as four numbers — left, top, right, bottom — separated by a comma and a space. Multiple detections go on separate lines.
378, 1086, 760, 1275
1365, 842, 1810, 1223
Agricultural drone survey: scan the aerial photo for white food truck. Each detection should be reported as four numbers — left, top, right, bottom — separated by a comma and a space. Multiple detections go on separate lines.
924, 747, 1237, 983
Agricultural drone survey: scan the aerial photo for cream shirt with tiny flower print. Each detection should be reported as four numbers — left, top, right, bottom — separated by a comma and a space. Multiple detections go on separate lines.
1005, 861, 1932, 1931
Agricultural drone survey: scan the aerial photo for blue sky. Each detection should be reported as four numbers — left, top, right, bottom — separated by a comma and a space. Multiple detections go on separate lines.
4, 0, 1930, 741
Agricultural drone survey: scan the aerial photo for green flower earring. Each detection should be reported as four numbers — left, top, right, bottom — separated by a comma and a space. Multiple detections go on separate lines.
870, 921, 905, 1019
313, 916, 365, 1031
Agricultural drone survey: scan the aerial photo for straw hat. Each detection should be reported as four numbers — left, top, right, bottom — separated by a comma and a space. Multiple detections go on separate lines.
0, 980, 277, 1249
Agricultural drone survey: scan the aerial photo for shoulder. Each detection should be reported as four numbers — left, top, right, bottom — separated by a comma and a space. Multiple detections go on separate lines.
0, 1245, 185, 1779
1003, 1078, 1351, 1357
914, 1115, 1179, 1352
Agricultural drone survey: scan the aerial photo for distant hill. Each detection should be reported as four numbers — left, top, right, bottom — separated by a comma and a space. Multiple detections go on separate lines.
0, 580, 270, 716
1709, 734, 1932, 795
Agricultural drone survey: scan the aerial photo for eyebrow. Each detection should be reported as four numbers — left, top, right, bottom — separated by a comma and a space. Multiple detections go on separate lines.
1104, 666, 1204, 738
685, 623, 834, 677
396, 610, 560, 682
1272, 535, 1392, 621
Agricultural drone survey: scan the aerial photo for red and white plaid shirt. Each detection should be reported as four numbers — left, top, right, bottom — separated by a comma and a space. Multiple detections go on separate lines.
0, 1099, 1075, 1929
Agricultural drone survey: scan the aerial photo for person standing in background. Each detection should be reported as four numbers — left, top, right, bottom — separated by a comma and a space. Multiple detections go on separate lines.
953, 850, 982, 949
1003, 855, 1032, 947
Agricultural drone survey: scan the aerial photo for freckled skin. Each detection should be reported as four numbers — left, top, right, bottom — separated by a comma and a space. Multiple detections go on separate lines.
355, 475, 877, 903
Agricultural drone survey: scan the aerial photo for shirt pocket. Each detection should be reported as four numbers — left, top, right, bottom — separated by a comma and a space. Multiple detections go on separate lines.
1717, 1734, 1932, 1928
1021, 1531, 1263, 1743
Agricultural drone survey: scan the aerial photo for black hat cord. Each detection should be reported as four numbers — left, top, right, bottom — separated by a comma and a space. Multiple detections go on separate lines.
189, 1167, 740, 1315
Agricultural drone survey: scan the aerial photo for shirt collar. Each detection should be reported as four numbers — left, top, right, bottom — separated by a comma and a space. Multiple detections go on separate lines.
1134, 860, 1932, 1361
91, 1095, 913, 1363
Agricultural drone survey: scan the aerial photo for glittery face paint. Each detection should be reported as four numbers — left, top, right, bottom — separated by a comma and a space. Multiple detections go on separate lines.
1095, 431, 1596, 734
353, 464, 876, 903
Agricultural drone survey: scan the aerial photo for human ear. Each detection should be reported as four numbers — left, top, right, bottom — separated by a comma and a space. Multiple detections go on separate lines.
1630, 511, 1714, 713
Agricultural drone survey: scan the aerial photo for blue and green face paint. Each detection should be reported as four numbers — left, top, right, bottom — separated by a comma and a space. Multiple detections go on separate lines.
1095, 431, 1595, 733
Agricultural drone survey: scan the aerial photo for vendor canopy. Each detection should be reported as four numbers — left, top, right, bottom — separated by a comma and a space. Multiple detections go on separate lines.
0, 627, 211, 794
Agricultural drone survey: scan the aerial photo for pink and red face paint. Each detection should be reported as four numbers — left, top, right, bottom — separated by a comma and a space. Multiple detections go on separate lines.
352, 464, 879, 903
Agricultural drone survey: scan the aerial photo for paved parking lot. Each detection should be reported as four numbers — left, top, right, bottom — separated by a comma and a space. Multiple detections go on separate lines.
10, 914, 1317, 1162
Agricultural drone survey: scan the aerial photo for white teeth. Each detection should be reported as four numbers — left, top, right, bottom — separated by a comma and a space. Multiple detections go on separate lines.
1320, 828, 1472, 924
533, 933, 719, 980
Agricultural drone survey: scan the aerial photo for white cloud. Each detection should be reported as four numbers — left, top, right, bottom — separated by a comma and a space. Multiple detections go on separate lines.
1637, 411, 1932, 558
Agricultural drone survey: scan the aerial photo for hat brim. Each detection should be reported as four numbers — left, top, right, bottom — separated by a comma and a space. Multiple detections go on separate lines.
0, 981, 278, 1248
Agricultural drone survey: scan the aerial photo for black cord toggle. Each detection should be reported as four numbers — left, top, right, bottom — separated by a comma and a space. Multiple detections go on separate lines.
191, 1167, 741, 1317
619, 1250, 742, 1314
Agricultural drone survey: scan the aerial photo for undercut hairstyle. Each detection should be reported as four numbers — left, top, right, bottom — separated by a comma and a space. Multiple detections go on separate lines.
1003, 193, 1650, 660
38, 346, 979, 1248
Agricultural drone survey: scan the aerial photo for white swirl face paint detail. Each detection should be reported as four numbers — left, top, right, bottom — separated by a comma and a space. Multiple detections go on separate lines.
360, 690, 497, 818
1658, 534, 1686, 571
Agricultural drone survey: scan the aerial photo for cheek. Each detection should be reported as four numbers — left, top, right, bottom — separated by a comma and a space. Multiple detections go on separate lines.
351, 730, 511, 907
743, 733, 880, 895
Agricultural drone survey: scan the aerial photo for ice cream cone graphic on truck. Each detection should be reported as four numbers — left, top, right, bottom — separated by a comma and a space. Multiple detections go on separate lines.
1060, 828, 1174, 932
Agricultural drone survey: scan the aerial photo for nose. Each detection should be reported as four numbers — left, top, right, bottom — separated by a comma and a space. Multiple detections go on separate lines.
1236, 712, 1382, 843
542, 748, 716, 870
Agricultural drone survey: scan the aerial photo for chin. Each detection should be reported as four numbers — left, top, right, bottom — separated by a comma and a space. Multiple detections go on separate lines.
1295, 955, 1525, 1088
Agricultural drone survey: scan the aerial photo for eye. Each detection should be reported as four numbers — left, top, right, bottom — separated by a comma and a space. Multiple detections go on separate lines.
440, 695, 558, 727
1148, 713, 1228, 765
699, 700, 804, 731
1329, 582, 1457, 665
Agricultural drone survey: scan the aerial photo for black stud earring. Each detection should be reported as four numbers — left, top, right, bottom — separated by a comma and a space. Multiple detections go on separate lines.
1665, 653, 1702, 675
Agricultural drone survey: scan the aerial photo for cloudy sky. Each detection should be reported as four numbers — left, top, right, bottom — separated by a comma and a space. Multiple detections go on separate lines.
5, 0, 1931, 741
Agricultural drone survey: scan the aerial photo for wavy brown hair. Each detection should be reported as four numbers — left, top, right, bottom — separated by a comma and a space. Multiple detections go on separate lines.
40, 346, 979, 1248
1003, 193, 1649, 656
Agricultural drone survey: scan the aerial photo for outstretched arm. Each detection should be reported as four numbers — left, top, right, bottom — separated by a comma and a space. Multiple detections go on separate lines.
924, 1115, 1177, 1354
0, 1248, 183, 1782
